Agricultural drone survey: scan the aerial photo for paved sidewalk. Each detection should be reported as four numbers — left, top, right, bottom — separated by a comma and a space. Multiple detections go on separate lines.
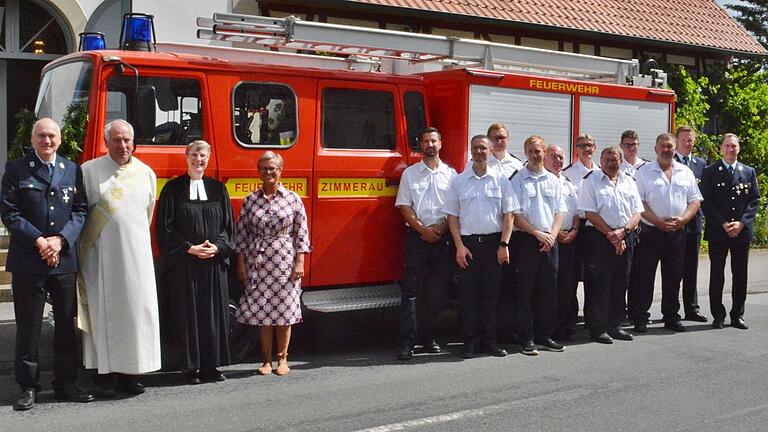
2, 250, 768, 374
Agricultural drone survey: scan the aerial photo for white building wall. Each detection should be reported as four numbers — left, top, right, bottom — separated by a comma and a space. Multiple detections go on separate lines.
133, 0, 230, 44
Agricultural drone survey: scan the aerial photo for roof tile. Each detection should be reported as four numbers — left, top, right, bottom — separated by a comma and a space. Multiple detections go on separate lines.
348, 0, 766, 54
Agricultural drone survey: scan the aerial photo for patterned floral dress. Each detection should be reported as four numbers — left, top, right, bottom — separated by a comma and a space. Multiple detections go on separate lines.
235, 184, 311, 326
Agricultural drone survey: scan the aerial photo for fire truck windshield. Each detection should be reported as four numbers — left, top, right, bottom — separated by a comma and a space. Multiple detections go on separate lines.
35, 60, 93, 125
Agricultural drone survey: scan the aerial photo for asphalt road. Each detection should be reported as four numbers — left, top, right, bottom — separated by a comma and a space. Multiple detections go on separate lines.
2, 252, 768, 431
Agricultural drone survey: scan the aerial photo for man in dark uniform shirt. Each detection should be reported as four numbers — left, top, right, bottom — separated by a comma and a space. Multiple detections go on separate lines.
673, 126, 708, 322
0, 118, 91, 410
700, 133, 760, 330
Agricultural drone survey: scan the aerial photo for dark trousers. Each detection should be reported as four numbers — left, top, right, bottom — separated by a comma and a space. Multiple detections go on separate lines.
682, 231, 702, 315
400, 229, 452, 348
12, 273, 78, 391
708, 241, 749, 321
555, 239, 578, 333
629, 225, 685, 323
458, 233, 501, 348
583, 227, 634, 334
510, 231, 558, 341
626, 231, 642, 318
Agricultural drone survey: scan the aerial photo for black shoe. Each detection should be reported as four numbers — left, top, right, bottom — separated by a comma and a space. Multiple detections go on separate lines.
535, 338, 565, 352
712, 319, 725, 329
633, 321, 648, 333
664, 321, 686, 332
200, 369, 225, 382
684, 312, 708, 322
521, 340, 539, 356
609, 328, 634, 341
94, 379, 116, 398
484, 345, 507, 357
13, 388, 36, 411
424, 340, 441, 354
397, 347, 413, 361
461, 344, 476, 359
54, 387, 95, 403
591, 332, 613, 344
731, 318, 749, 330
184, 370, 201, 385
116, 375, 145, 395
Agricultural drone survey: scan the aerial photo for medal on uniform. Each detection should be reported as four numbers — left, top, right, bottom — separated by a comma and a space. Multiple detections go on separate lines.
62, 188, 70, 203
29, 161, 35, 168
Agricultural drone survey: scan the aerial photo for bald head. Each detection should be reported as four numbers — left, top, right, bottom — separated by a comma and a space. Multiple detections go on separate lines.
31, 118, 61, 162
544, 144, 565, 175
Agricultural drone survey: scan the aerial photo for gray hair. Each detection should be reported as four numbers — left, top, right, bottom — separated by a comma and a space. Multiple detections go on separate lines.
104, 119, 134, 140
186, 140, 211, 155
258, 151, 283, 169
722, 133, 740, 144
601, 145, 623, 160
32, 117, 61, 135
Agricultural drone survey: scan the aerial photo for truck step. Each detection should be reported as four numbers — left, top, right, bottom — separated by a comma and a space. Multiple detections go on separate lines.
0, 267, 11, 286
0, 284, 11, 303
302, 284, 401, 313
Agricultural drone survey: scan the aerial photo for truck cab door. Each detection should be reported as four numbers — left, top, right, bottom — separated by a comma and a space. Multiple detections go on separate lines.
310, 80, 409, 287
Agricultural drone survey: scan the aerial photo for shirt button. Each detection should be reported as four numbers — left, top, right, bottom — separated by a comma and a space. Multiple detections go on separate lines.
50, 191, 54, 196
49, 221, 54, 226
50, 206, 54, 211
732, 207, 735, 210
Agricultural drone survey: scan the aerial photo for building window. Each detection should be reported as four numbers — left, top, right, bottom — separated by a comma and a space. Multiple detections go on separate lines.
233, 82, 297, 147
322, 88, 395, 150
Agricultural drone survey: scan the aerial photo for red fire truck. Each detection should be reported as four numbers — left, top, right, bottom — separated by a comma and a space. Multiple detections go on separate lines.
33, 13, 675, 314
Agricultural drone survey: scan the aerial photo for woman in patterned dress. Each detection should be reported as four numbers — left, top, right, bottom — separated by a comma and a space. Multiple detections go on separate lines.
235, 151, 310, 376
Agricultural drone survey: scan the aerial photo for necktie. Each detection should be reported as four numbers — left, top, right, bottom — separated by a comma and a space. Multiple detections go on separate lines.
683, 156, 689, 167
46, 163, 53, 179
728, 165, 734, 178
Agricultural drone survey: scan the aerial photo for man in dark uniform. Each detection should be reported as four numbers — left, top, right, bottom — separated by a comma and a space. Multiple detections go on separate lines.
700, 133, 760, 330
674, 126, 708, 322
1, 118, 92, 410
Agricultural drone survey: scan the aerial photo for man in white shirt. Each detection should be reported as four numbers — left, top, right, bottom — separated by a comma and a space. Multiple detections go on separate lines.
544, 145, 581, 342
465, 123, 524, 178
395, 127, 457, 360
444, 135, 515, 359
619, 130, 648, 177
578, 146, 643, 344
629, 133, 702, 333
508, 136, 567, 355
563, 134, 597, 191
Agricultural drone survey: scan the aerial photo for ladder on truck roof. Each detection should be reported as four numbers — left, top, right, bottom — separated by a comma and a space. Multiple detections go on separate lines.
196, 13, 666, 87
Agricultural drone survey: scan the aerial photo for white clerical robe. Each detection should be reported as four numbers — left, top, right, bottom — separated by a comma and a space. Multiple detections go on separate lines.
80, 155, 161, 374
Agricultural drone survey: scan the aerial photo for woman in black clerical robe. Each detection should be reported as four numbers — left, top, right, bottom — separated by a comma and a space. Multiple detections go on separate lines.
156, 140, 234, 384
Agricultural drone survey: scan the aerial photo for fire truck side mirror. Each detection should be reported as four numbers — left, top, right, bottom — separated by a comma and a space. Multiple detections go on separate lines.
135, 85, 157, 143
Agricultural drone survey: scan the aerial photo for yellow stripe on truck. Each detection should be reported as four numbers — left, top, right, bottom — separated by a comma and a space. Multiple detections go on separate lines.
318, 178, 397, 198
226, 178, 308, 198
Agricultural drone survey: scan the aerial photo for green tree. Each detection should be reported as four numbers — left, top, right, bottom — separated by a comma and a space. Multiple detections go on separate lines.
727, 0, 768, 50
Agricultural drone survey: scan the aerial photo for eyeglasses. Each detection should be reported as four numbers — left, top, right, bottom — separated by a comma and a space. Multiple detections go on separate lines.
577, 143, 596, 149
490, 136, 508, 142
259, 166, 280, 173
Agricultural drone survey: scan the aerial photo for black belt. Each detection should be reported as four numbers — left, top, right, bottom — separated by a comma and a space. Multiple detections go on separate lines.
461, 233, 500, 244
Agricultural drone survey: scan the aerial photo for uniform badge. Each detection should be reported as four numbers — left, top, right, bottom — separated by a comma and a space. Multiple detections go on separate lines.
59, 162, 65, 169
718, 166, 723, 171
738, 165, 743, 171
29, 161, 35, 168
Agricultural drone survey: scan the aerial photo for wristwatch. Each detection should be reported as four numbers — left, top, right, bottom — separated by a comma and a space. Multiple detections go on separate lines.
623, 227, 632, 236
499, 241, 509, 248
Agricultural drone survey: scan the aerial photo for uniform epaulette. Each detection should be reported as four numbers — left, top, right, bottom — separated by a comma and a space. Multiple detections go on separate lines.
509, 170, 519, 180
624, 170, 637, 179
564, 175, 573, 183
510, 153, 522, 162
522, 160, 528, 166
582, 170, 594, 179
638, 161, 647, 168
563, 162, 575, 170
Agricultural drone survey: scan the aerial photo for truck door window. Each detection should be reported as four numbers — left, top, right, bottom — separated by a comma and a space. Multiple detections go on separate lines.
106, 76, 202, 145
322, 88, 395, 150
233, 83, 297, 147
404, 91, 426, 151
35, 60, 93, 126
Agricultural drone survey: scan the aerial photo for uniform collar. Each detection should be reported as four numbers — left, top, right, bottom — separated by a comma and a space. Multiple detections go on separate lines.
521, 166, 547, 180
418, 159, 445, 173
34, 152, 56, 167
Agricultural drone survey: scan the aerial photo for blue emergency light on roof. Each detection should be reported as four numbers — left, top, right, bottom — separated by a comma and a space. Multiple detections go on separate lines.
78, 32, 106, 51
119, 13, 156, 51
